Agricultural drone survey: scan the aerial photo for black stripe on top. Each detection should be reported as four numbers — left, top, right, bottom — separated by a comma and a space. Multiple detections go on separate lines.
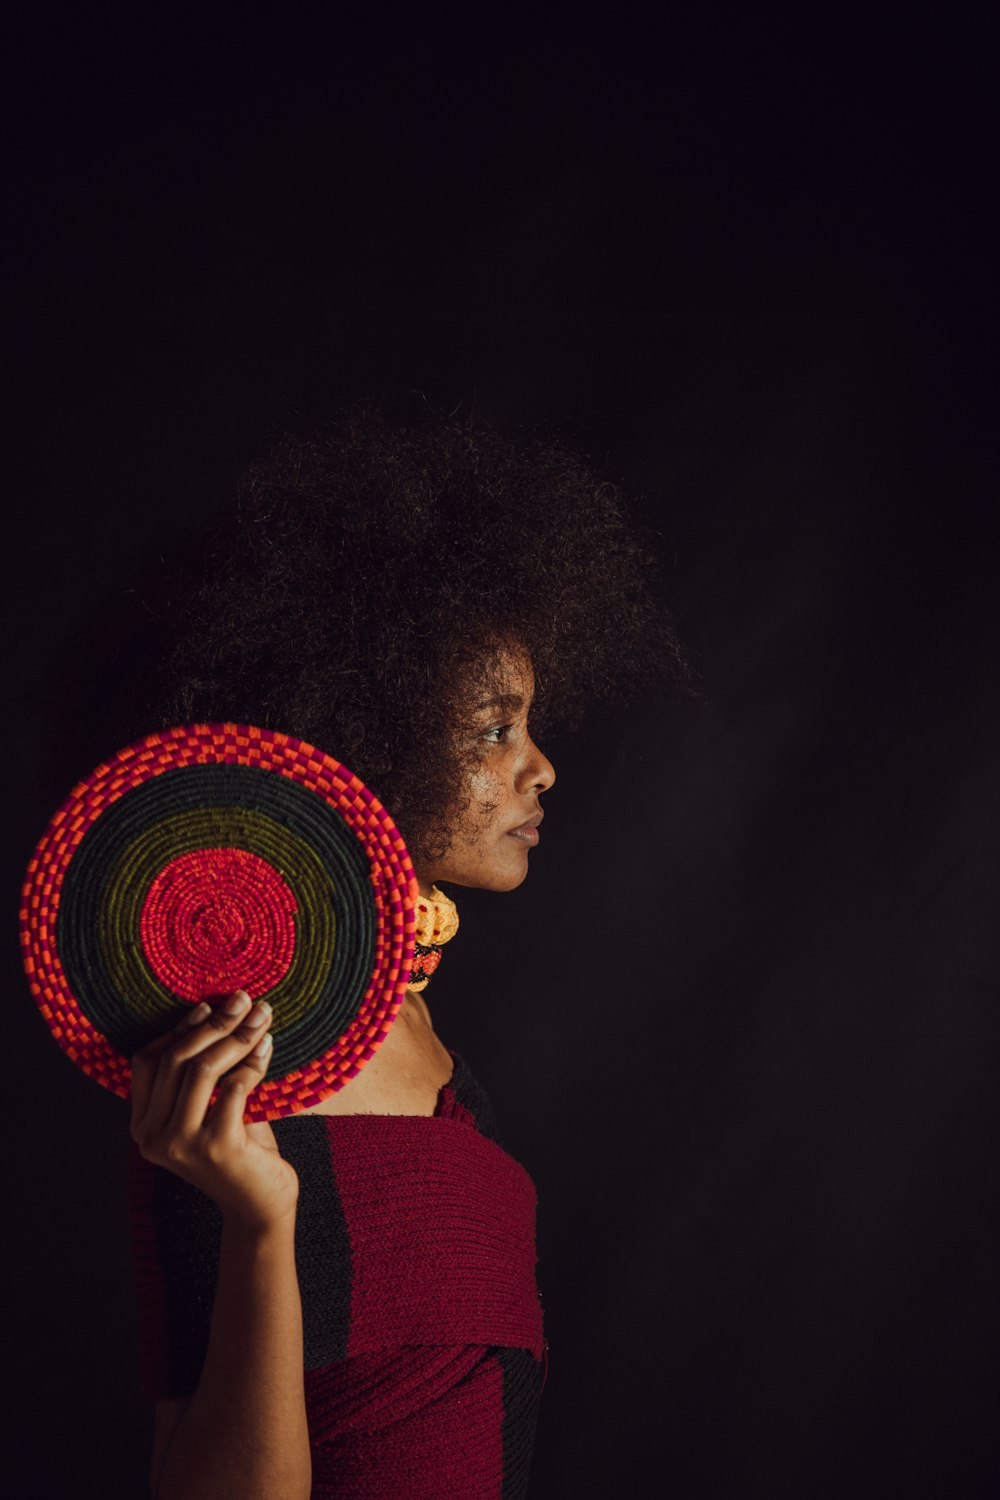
495, 1345, 544, 1500
272, 1116, 353, 1368
445, 1052, 504, 1147
151, 1167, 222, 1395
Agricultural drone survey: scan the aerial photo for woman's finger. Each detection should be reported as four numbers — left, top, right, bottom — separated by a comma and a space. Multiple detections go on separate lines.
133, 992, 254, 1140
130, 1001, 212, 1129
166, 1002, 273, 1137
207, 1032, 274, 1144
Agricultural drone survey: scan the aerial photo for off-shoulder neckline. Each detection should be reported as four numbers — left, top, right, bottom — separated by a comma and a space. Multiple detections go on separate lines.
271, 1052, 462, 1129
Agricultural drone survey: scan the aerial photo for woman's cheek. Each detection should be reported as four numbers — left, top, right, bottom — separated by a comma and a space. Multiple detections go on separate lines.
462, 766, 506, 836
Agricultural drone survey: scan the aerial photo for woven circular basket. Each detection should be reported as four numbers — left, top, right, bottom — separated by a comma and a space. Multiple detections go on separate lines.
19, 724, 417, 1120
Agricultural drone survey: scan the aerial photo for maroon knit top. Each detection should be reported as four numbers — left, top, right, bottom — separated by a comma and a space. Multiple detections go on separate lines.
127, 1054, 545, 1499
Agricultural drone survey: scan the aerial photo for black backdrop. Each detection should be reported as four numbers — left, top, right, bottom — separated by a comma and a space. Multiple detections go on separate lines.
7, 13, 997, 1498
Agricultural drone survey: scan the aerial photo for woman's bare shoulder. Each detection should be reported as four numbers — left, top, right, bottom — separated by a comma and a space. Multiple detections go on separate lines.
302, 991, 452, 1119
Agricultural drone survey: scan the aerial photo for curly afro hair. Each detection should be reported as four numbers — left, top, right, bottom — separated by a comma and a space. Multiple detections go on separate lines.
144, 407, 696, 863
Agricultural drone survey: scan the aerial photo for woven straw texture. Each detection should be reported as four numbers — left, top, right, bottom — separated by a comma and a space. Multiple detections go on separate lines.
20, 724, 417, 1119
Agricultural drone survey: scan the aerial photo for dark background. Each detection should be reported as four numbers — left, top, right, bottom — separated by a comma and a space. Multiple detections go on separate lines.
7, 12, 997, 1497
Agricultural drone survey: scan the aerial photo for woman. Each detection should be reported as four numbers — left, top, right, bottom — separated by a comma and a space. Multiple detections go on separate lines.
125, 409, 693, 1499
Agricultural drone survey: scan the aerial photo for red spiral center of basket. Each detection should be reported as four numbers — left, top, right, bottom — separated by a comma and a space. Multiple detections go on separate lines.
139, 848, 298, 1003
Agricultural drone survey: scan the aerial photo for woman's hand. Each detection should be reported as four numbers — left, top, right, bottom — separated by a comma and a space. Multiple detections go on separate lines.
130, 992, 299, 1233
133, 994, 311, 1500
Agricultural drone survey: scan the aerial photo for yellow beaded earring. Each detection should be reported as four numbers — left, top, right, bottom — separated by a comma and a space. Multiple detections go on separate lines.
409, 886, 459, 991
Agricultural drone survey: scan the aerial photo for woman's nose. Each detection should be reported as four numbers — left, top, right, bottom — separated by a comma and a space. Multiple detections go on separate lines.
518, 736, 555, 794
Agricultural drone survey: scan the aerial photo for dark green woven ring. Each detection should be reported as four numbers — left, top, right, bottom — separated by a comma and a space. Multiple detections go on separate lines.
19, 724, 418, 1120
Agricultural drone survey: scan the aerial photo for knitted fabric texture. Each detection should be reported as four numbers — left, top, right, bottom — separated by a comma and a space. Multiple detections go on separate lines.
128, 1054, 544, 1499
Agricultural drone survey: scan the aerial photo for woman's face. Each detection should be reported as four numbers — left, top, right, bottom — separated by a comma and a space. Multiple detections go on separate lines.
416, 647, 555, 895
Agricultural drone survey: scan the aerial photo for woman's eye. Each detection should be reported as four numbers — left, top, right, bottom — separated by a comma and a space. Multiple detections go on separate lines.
482, 723, 513, 745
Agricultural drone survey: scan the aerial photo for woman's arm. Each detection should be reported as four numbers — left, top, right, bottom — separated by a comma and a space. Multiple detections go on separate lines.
152, 1213, 308, 1500
131, 994, 311, 1500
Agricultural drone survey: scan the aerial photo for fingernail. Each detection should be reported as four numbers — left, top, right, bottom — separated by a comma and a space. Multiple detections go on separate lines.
244, 1001, 271, 1029
222, 990, 251, 1016
252, 1033, 273, 1057
179, 1002, 211, 1029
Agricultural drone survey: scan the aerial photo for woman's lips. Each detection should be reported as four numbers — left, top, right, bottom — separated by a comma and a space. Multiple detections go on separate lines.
506, 814, 543, 846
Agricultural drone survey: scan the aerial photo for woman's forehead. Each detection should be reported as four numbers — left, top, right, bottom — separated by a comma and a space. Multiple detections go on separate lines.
472, 645, 535, 709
